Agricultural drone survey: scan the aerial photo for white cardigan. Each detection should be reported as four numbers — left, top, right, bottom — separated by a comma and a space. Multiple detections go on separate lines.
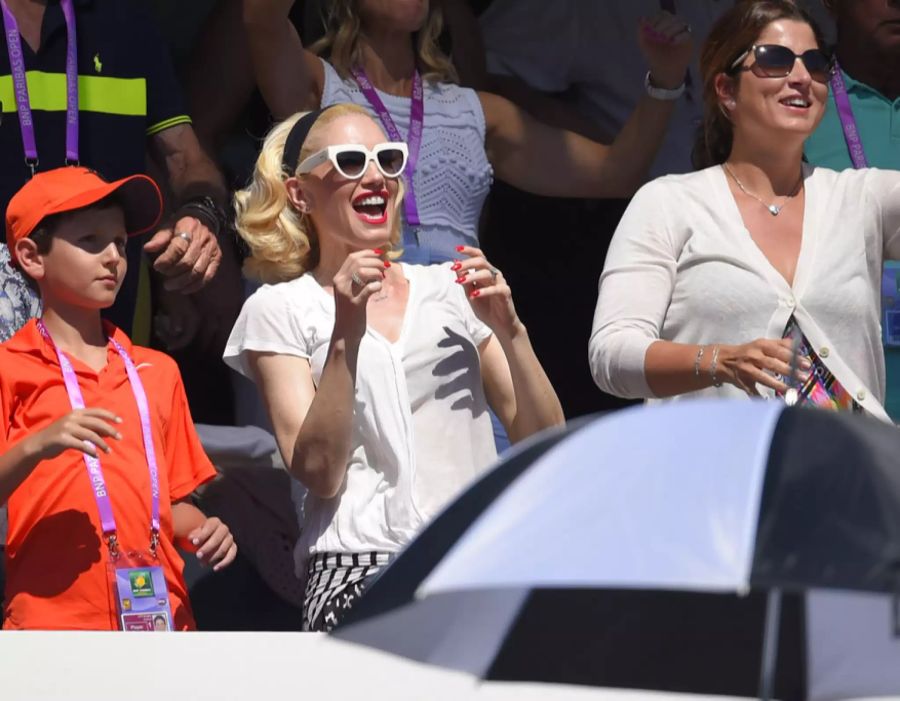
589, 164, 900, 421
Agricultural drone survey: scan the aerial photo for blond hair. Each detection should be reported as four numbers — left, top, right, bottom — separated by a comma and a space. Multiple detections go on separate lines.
235, 104, 404, 283
310, 0, 458, 85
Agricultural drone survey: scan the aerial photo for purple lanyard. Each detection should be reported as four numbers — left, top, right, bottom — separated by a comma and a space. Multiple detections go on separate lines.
830, 61, 869, 169
37, 321, 161, 555
1, 0, 79, 176
350, 66, 424, 227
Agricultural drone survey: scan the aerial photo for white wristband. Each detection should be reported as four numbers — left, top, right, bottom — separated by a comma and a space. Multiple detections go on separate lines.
644, 71, 685, 101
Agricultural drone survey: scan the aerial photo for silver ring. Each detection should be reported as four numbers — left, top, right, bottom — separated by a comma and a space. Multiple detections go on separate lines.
176, 231, 192, 243
488, 266, 499, 281
351, 272, 363, 286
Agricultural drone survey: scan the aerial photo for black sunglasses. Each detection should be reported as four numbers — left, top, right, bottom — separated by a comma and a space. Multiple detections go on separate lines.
729, 44, 835, 84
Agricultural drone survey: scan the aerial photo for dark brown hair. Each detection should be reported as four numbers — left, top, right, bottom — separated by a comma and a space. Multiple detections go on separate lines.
692, 0, 827, 169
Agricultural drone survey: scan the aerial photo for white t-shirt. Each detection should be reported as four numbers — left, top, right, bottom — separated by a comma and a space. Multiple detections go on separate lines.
589, 165, 900, 421
224, 263, 498, 574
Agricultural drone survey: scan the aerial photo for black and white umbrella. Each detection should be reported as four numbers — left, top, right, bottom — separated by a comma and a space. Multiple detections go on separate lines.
336, 401, 900, 700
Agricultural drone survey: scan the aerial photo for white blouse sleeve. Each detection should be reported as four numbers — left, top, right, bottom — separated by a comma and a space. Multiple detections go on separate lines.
589, 180, 681, 399
223, 283, 311, 379
870, 169, 900, 259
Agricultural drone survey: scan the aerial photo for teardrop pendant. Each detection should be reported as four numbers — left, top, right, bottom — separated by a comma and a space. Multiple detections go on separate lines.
768, 204, 781, 216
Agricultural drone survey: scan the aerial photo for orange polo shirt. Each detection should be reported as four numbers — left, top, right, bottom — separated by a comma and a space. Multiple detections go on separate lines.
0, 319, 217, 630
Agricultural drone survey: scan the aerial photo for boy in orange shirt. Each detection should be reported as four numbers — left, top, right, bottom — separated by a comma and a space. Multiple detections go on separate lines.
0, 167, 236, 630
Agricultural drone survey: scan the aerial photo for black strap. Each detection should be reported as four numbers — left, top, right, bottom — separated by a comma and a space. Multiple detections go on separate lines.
281, 107, 332, 176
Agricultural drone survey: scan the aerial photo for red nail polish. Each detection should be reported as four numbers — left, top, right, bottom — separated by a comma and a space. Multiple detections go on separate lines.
456, 245, 465, 252
455, 276, 466, 284
373, 248, 383, 255
383, 260, 391, 268
451, 263, 462, 271
471, 290, 480, 298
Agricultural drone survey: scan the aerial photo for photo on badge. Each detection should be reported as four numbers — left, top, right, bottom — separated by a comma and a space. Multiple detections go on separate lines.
121, 612, 170, 632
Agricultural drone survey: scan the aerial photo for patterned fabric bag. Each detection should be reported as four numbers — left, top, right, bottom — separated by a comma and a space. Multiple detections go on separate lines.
777, 316, 862, 413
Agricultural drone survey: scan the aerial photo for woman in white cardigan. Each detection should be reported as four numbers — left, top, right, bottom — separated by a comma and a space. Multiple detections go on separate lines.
590, 0, 900, 421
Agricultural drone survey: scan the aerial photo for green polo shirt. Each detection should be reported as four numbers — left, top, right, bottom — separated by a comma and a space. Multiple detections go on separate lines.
806, 69, 900, 419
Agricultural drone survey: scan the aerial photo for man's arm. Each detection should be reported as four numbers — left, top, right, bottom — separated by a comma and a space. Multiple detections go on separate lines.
145, 124, 229, 293
147, 124, 244, 352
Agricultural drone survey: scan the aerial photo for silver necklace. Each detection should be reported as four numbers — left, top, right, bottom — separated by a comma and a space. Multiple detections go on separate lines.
723, 163, 803, 217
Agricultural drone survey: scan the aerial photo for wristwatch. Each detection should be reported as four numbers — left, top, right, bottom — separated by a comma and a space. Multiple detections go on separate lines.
175, 195, 226, 237
644, 71, 686, 101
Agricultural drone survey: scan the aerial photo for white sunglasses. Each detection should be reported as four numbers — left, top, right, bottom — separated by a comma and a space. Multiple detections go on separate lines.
297, 142, 409, 180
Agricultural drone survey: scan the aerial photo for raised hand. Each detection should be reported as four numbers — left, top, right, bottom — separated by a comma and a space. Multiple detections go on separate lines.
452, 245, 521, 337
637, 11, 695, 91
332, 248, 391, 337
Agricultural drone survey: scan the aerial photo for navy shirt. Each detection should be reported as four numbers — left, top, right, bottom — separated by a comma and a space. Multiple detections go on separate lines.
0, 0, 190, 338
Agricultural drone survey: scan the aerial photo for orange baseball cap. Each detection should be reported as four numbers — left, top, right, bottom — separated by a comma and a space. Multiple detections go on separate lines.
5, 166, 163, 265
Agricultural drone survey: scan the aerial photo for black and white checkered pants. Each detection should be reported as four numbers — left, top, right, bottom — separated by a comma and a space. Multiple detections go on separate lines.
302, 551, 392, 632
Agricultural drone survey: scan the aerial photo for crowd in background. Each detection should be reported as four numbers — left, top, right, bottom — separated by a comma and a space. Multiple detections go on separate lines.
2, 0, 900, 636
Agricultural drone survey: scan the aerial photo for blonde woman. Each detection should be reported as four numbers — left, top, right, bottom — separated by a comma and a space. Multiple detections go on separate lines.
223, 104, 563, 631
241, 0, 695, 265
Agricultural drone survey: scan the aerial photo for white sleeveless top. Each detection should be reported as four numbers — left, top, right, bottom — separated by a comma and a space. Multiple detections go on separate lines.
320, 59, 494, 253
224, 263, 498, 575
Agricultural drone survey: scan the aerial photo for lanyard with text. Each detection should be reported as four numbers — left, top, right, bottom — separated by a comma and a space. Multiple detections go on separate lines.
350, 66, 423, 227
1, 0, 79, 175
830, 62, 869, 169
37, 321, 161, 557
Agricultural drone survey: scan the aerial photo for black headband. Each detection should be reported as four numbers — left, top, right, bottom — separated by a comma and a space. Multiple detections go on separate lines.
281, 107, 332, 176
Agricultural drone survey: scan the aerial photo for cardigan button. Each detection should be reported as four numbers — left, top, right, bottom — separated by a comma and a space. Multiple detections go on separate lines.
857, 389, 867, 402
819, 346, 830, 358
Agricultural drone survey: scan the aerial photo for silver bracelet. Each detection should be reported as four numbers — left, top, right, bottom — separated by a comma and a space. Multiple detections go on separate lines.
644, 71, 686, 101
693, 346, 705, 378
709, 345, 723, 387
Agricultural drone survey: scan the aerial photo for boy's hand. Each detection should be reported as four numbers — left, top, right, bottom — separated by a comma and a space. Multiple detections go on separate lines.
187, 517, 237, 572
30, 408, 123, 461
